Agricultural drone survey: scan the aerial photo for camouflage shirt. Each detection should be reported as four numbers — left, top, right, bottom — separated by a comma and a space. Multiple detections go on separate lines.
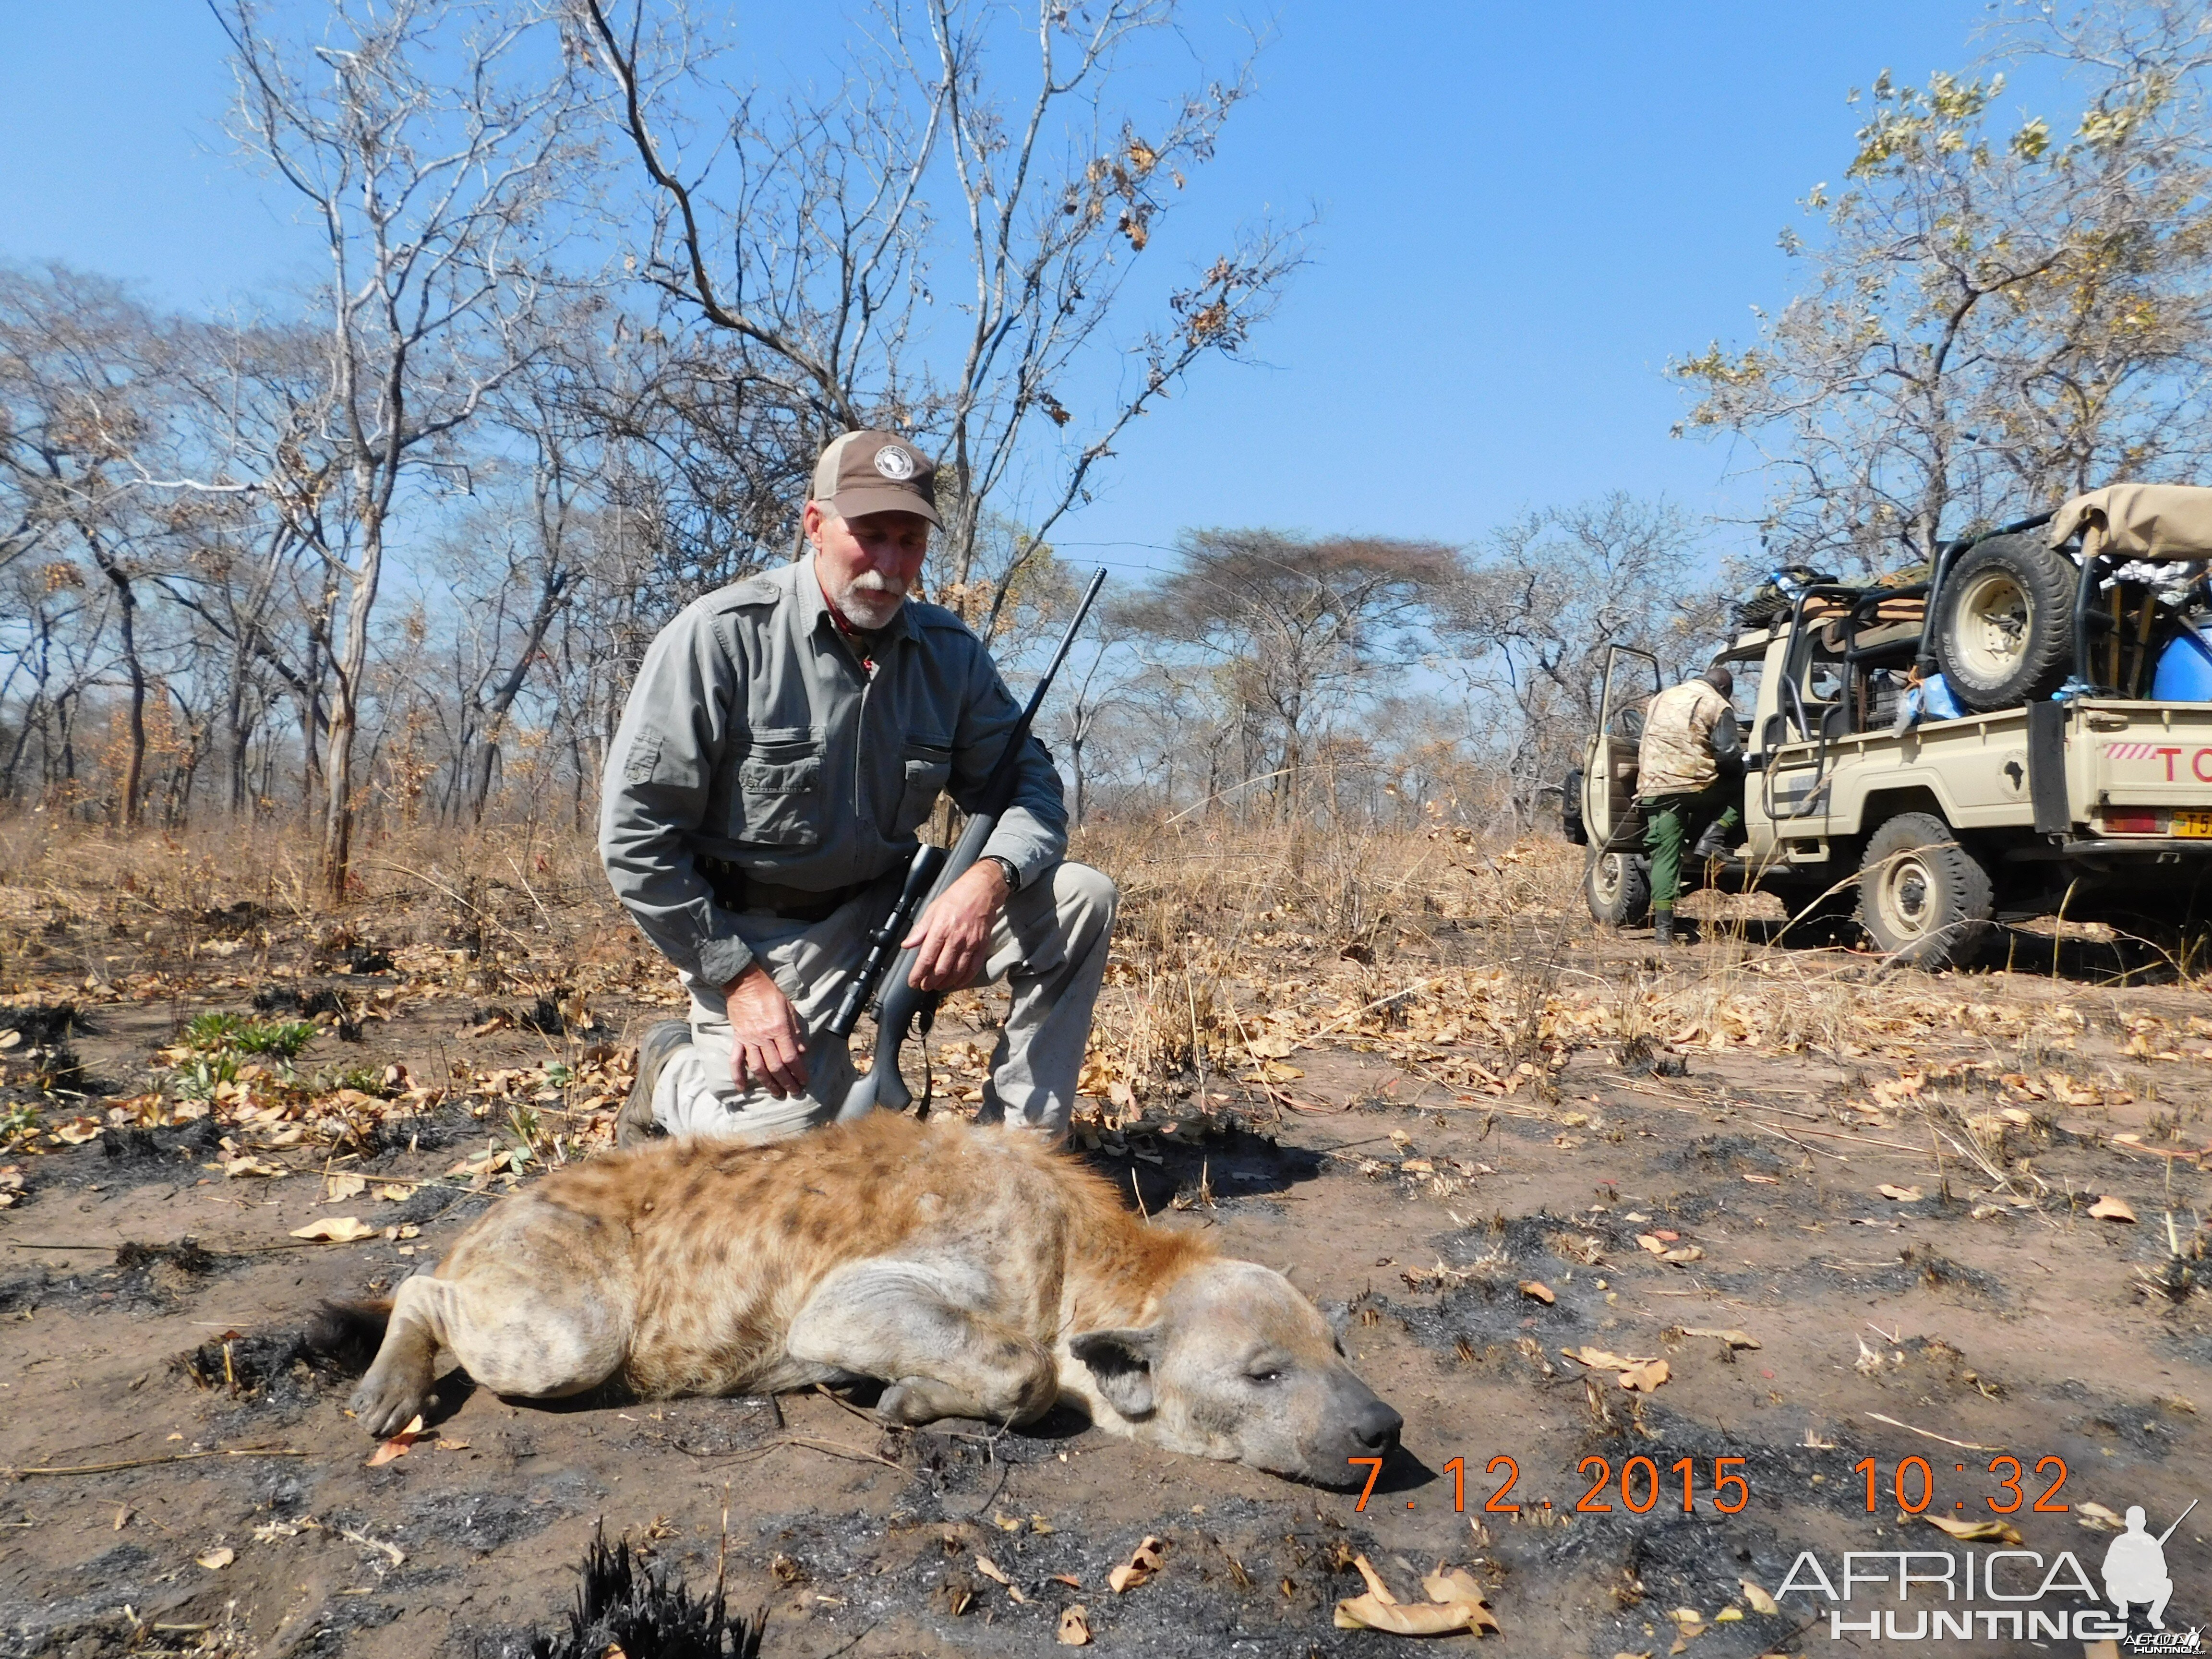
1637, 679, 1740, 797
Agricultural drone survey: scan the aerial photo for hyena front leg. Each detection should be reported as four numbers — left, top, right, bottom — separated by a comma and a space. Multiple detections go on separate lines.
784, 1259, 1058, 1428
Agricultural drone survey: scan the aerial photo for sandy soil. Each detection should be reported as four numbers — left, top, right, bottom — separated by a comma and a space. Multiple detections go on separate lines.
2, 881, 2209, 1659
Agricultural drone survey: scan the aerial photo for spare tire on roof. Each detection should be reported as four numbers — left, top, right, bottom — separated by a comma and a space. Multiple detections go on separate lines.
1931, 532, 2078, 710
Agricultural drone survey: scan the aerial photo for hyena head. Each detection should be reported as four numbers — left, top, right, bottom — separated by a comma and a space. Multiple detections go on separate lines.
1067, 1258, 1401, 1486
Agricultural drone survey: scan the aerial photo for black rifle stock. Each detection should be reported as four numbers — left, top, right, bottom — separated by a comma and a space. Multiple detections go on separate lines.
834, 567, 1107, 1122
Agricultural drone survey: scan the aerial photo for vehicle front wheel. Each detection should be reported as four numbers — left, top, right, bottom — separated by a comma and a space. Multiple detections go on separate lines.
1585, 851, 1651, 928
1856, 811, 1994, 968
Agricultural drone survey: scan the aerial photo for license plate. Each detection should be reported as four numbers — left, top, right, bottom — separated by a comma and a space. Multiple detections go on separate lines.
2175, 810, 2212, 838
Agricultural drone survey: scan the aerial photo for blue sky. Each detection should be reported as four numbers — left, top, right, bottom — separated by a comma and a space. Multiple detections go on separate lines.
0, 1, 2024, 583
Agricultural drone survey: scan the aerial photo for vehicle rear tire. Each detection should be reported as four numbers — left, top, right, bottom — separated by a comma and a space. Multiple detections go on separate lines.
1585, 851, 1650, 929
1856, 811, 1994, 968
1931, 533, 2077, 710
1563, 768, 1587, 845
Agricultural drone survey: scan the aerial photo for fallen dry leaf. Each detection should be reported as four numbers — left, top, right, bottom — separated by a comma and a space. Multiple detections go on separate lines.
50, 1117, 103, 1145
290, 1215, 376, 1243
364, 1414, 425, 1468
1877, 1184, 1925, 1202
1682, 1327, 1761, 1350
1057, 1605, 1090, 1646
1924, 1514, 2023, 1546
2088, 1194, 2137, 1223
1518, 1281, 1556, 1305
325, 1172, 367, 1202
1660, 1245, 1704, 1265
2077, 1502, 2126, 1532
196, 1547, 234, 1570
974, 1555, 1010, 1586
1740, 1577, 1778, 1615
1637, 1235, 1667, 1255
1619, 1359, 1671, 1393
1421, 1565, 1501, 1630
1334, 1554, 1499, 1636
224, 1155, 288, 1179
1108, 1536, 1164, 1594
1562, 1346, 1649, 1372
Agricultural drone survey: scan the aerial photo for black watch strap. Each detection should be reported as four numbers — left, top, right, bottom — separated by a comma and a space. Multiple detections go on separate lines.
983, 854, 1020, 893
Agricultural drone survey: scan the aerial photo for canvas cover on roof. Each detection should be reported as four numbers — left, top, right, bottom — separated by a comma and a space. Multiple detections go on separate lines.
2048, 483, 2212, 560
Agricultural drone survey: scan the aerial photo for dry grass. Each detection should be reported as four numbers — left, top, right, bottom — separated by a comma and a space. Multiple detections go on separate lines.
2, 814, 2204, 1157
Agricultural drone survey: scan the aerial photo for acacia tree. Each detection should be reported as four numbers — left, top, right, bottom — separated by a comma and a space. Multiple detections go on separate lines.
1674, 5, 2212, 571
574, 0, 1300, 634
213, 0, 591, 895
1117, 529, 1461, 821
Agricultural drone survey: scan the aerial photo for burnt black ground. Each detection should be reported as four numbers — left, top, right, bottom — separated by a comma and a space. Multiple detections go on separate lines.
3, 926, 2212, 1659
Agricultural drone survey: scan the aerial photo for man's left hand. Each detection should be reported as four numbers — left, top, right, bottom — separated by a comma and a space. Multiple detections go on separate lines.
903, 860, 1009, 991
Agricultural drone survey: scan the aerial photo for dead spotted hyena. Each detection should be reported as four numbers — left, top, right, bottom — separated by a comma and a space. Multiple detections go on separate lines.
326, 1114, 1401, 1487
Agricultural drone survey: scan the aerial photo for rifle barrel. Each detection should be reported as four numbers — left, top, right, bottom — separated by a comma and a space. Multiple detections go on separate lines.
2156, 1497, 2198, 1546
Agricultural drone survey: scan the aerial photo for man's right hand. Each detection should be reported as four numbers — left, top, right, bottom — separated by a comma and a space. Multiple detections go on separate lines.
723, 963, 809, 1098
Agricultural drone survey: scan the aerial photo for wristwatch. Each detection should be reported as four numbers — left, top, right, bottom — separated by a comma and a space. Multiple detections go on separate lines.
982, 854, 1020, 893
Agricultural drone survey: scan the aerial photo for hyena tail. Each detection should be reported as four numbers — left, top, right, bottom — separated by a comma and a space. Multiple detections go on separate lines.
305, 1298, 395, 1373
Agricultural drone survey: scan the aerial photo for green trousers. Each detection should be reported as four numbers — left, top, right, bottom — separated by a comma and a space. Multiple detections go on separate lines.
1642, 783, 1742, 914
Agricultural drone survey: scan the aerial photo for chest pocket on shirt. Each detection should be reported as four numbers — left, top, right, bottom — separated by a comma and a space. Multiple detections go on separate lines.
894, 734, 954, 835
731, 728, 825, 847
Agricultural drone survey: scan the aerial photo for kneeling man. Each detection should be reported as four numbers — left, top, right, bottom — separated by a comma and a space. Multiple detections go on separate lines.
600, 431, 1115, 1145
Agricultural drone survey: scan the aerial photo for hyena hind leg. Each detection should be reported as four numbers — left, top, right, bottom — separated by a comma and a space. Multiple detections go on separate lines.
350, 1275, 449, 1440
784, 1260, 1058, 1429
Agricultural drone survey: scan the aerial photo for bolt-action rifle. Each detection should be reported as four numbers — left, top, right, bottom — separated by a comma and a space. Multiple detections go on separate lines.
831, 567, 1107, 1120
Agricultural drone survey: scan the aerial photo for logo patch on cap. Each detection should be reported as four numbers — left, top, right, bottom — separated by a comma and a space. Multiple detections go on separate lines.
873, 445, 917, 481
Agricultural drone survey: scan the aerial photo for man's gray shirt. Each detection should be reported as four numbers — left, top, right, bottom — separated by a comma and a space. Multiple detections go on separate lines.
600, 555, 1068, 989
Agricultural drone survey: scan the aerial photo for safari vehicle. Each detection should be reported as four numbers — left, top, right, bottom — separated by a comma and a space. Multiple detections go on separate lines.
1565, 484, 2212, 967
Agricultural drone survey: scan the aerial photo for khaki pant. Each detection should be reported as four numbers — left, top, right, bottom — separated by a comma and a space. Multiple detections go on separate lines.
650, 861, 1117, 1144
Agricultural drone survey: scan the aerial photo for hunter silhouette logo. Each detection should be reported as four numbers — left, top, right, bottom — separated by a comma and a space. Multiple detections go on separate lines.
2107, 1500, 2196, 1633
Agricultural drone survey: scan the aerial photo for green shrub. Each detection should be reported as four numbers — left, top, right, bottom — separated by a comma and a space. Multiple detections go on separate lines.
180, 1012, 317, 1059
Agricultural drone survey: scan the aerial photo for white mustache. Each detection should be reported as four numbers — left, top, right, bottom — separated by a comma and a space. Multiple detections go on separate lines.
849, 571, 908, 596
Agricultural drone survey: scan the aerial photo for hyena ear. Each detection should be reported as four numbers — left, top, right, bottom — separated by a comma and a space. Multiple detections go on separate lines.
1069, 1328, 1157, 1418
1321, 1301, 1353, 1342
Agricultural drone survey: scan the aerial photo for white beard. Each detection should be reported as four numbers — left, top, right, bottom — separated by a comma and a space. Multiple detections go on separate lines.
836, 572, 908, 630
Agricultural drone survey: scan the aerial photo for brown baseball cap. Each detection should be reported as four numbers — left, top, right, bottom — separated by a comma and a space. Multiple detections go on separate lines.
810, 430, 941, 528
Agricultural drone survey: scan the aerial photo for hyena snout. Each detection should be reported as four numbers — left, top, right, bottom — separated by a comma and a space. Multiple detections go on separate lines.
1307, 1382, 1404, 1482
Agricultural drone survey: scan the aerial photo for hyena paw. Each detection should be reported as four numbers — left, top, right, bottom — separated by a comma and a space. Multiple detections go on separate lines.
876, 1379, 949, 1427
350, 1370, 434, 1440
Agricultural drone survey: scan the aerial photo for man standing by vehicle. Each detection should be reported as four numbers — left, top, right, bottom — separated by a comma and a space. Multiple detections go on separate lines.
599, 430, 1117, 1145
1637, 665, 1743, 946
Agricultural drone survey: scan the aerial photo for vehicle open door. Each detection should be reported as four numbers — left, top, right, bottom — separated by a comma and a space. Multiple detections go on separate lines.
1581, 645, 1662, 927
1583, 644, 1661, 849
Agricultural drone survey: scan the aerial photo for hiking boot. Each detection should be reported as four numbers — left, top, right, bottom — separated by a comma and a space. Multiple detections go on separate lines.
1691, 820, 1734, 859
1653, 911, 1676, 946
618, 1020, 692, 1149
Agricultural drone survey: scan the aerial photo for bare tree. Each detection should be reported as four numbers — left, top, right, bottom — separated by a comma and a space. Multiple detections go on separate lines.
0, 266, 208, 827
1442, 494, 1714, 834
575, 0, 1301, 633
212, 0, 590, 894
